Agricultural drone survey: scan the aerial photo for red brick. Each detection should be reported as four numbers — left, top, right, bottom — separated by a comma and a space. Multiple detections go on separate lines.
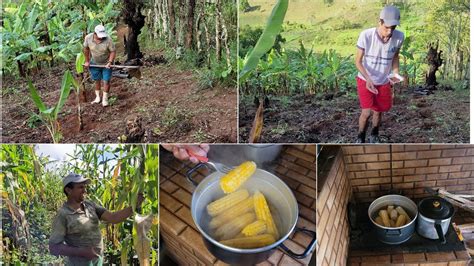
317, 207, 330, 242
436, 179, 458, 186
368, 177, 391, 185
172, 172, 198, 193
343, 146, 365, 154
172, 188, 192, 208
286, 148, 315, 162
347, 163, 367, 171
416, 167, 439, 174
415, 181, 436, 188
357, 185, 380, 192
393, 168, 416, 176
352, 154, 379, 163
393, 152, 417, 160
161, 180, 180, 194
364, 145, 390, 153
378, 153, 391, 161
317, 186, 330, 211
393, 182, 414, 189
366, 162, 391, 170
318, 232, 329, 262
452, 156, 474, 164
466, 148, 474, 156
160, 206, 187, 235
178, 227, 216, 264
286, 170, 316, 189
295, 191, 314, 207
361, 255, 391, 263
354, 170, 380, 178
175, 206, 197, 231
426, 173, 448, 180
350, 179, 369, 186
404, 175, 426, 182
304, 144, 316, 155
454, 250, 471, 260
445, 185, 467, 191
392, 145, 405, 152
418, 150, 442, 159
462, 164, 474, 171
161, 191, 184, 212
405, 145, 431, 151
448, 171, 471, 179
441, 149, 466, 157
405, 159, 428, 167
425, 251, 456, 262
279, 255, 303, 265
267, 249, 284, 265
457, 178, 474, 185
439, 165, 463, 173
428, 158, 452, 166
160, 164, 177, 178
403, 253, 426, 263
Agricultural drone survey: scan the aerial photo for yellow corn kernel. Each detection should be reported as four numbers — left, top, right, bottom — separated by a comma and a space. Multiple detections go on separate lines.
220, 234, 276, 249
207, 189, 249, 217
241, 220, 267, 237
214, 212, 256, 241
210, 197, 254, 229
220, 161, 257, 193
254, 191, 279, 239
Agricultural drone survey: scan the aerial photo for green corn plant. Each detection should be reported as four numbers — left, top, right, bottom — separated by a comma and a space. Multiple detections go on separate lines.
27, 70, 76, 143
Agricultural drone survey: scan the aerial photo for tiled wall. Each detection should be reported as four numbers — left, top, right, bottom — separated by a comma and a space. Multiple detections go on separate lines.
317, 148, 352, 266
342, 145, 474, 203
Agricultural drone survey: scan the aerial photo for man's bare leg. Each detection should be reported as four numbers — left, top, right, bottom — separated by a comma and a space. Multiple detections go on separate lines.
102, 81, 110, 106
369, 111, 382, 143
91, 80, 101, 104
358, 109, 371, 143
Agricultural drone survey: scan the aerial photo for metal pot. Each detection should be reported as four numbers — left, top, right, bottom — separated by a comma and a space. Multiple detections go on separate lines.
368, 194, 418, 244
416, 196, 454, 244
207, 144, 282, 167
187, 163, 316, 265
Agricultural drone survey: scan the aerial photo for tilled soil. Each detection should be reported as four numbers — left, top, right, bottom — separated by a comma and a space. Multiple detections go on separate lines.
239, 87, 469, 143
2, 54, 237, 143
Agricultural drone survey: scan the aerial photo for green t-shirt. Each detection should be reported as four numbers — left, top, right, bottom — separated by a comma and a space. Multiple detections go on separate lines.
83, 33, 115, 65
49, 200, 107, 266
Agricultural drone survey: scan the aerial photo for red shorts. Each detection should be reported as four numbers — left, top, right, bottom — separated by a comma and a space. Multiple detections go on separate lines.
356, 77, 392, 112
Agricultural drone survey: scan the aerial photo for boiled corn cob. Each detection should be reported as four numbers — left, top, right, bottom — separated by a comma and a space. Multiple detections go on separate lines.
207, 189, 249, 217
395, 206, 411, 222
395, 214, 407, 227
241, 220, 267, 237
254, 190, 279, 239
210, 197, 254, 229
220, 234, 276, 249
220, 161, 257, 193
214, 212, 256, 240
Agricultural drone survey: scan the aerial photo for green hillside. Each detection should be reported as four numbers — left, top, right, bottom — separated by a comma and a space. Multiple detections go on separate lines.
240, 0, 427, 56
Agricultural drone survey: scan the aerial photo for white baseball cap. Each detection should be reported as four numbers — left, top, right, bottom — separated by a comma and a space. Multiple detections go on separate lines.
94, 24, 108, 38
380, 5, 401, 26
63, 173, 90, 188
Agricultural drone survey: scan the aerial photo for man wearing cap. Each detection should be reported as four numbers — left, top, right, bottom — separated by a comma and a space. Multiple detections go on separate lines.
355, 5, 404, 143
84, 25, 116, 107
49, 173, 143, 265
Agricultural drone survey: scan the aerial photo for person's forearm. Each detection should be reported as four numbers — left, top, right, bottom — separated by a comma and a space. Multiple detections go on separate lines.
50, 243, 89, 257
392, 53, 400, 74
355, 61, 372, 82
107, 206, 133, 224
84, 47, 90, 62
108, 51, 116, 63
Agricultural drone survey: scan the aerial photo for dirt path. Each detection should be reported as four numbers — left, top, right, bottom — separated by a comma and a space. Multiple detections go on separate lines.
239, 88, 469, 143
2, 54, 237, 143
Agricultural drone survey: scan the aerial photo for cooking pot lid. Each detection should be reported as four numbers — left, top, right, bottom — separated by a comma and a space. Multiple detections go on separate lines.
418, 196, 454, 220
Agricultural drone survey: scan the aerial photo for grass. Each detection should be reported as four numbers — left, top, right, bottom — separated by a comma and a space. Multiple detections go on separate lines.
241, 0, 426, 55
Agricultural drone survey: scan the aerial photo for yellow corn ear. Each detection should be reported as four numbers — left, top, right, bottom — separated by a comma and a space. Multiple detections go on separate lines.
220, 161, 257, 193
207, 189, 249, 217
254, 190, 279, 239
209, 197, 254, 229
241, 220, 267, 237
220, 234, 276, 249
214, 212, 256, 241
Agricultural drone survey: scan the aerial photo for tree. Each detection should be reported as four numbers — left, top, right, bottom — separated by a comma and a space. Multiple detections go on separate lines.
122, 0, 146, 61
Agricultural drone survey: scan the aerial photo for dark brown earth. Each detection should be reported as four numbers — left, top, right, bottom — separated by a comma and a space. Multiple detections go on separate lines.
2, 53, 237, 143
239, 87, 469, 143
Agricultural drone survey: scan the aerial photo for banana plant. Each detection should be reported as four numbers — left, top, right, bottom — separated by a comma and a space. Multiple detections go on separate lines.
27, 70, 76, 143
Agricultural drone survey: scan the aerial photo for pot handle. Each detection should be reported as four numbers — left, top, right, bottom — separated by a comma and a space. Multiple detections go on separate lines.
435, 221, 446, 244
279, 227, 317, 260
385, 229, 402, 236
186, 163, 209, 187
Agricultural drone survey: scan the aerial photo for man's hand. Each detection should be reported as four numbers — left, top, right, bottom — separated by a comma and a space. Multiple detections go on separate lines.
84, 61, 90, 68
162, 144, 210, 164
80, 246, 99, 260
105, 62, 111, 69
365, 79, 378, 94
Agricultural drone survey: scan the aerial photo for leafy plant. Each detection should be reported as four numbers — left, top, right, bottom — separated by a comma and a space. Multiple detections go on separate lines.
27, 70, 77, 143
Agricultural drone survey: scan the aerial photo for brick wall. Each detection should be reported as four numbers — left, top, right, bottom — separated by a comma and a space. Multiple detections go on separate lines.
317, 147, 352, 266
342, 145, 474, 203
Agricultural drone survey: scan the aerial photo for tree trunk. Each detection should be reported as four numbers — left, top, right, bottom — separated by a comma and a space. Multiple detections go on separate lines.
167, 0, 176, 45
425, 41, 443, 87
122, 0, 145, 62
185, 0, 196, 49
215, 0, 222, 61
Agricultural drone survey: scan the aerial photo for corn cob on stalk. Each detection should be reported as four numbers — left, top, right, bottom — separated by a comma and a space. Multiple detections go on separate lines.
220, 234, 276, 249
207, 189, 249, 217
254, 190, 279, 239
241, 220, 267, 237
214, 212, 256, 240
220, 161, 257, 193
210, 197, 254, 229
